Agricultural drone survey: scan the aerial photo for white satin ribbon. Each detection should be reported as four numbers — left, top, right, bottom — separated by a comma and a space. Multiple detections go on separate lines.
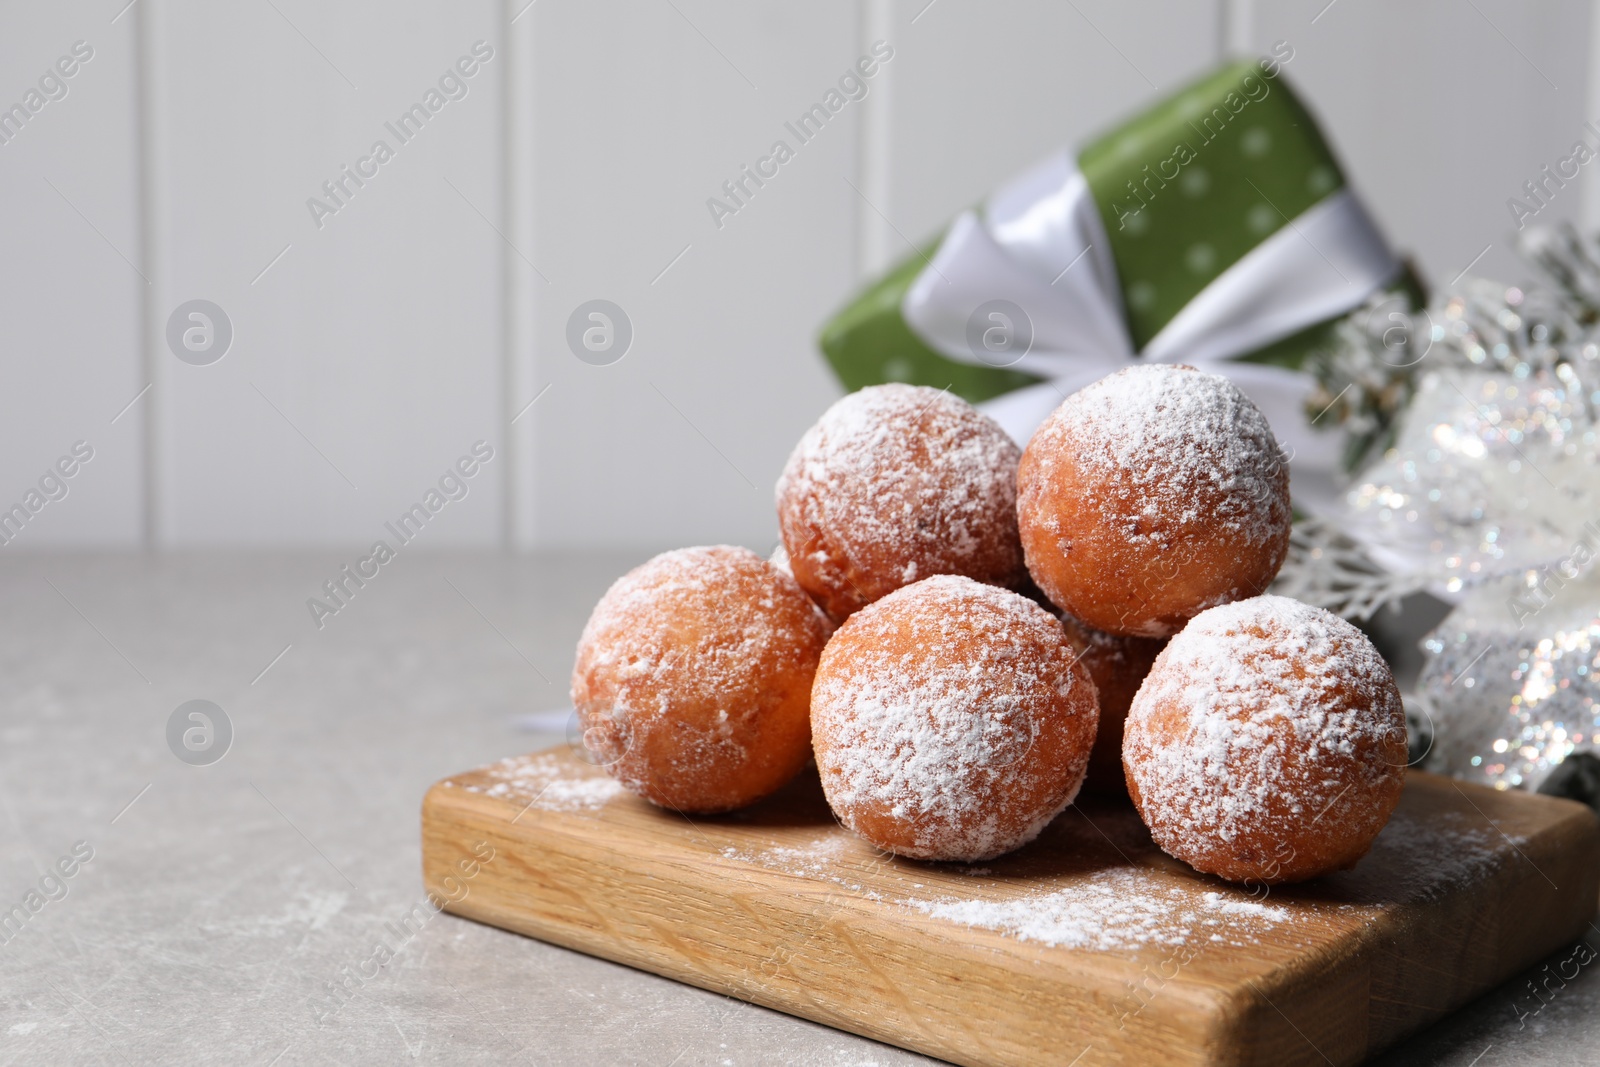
900, 149, 1400, 512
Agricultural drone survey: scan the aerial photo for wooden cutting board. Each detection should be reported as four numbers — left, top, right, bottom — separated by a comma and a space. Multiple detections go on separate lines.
421, 747, 1600, 1067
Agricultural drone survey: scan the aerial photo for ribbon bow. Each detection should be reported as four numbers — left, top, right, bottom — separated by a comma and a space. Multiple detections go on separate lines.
899, 148, 1401, 512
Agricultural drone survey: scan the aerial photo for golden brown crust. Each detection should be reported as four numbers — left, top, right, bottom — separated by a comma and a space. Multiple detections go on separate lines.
571, 545, 829, 813
777, 384, 1027, 622
810, 575, 1099, 862
1122, 596, 1408, 885
1016, 365, 1291, 637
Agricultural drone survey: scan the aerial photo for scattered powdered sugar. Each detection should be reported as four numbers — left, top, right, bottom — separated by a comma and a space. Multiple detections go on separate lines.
1023, 364, 1289, 551
905, 868, 1290, 950
1363, 807, 1526, 901
776, 384, 1025, 618
449, 752, 625, 812
721, 836, 851, 880
449, 749, 1524, 961
812, 574, 1095, 862
718, 831, 1290, 951
533, 776, 627, 811
719, 836, 887, 898
1124, 595, 1404, 856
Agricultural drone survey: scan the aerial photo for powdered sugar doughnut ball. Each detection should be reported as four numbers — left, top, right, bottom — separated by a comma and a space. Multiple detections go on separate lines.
1017, 364, 1291, 637
811, 575, 1099, 862
1123, 595, 1407, 885
571, 545, 829, 814
777, 384, 1027, 622
1058, 615, 1166, 796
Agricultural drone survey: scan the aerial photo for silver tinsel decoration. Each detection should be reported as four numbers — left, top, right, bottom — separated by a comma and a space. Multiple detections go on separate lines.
1282, 277, 1600, 611
1344, 358, 1598, 588
1290, 246, 1600, 795
1416, 573, 1600, 792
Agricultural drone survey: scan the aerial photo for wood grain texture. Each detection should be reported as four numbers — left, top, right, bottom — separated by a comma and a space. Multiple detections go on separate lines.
421, 746, 1600, 1067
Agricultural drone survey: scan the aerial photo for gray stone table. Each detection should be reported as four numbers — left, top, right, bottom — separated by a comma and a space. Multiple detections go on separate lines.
0, 553, 1593, 1066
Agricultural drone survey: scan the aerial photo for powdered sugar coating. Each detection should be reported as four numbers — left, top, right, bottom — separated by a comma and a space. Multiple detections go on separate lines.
1123, 594, 1407, 884
572, 545, 829, 813
1017, 364, 1291, 636
1035, 364, 1286, 545
777, 384, 1027, 621
447, 753, 626, 812
811, 574, 1099, 862
906, 869, 1290, 951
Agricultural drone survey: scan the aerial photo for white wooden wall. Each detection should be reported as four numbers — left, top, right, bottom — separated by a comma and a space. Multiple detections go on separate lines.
2, 0, 1594, 550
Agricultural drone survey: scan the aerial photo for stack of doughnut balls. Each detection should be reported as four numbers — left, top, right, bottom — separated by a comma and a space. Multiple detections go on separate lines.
572, 365, 1408, 884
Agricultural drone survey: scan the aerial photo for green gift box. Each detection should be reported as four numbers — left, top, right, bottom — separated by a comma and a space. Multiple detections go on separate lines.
819, 57, 1423, 494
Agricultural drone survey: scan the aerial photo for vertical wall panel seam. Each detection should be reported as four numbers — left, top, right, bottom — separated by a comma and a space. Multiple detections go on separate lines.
506, 2, 538, 550
1221, 0, 1253, 59
1585, 0, 1600, 229
856, 0, 893, 280
500, 0, 517, 550
855, 0, 870, 281
134, 0, 161, 550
